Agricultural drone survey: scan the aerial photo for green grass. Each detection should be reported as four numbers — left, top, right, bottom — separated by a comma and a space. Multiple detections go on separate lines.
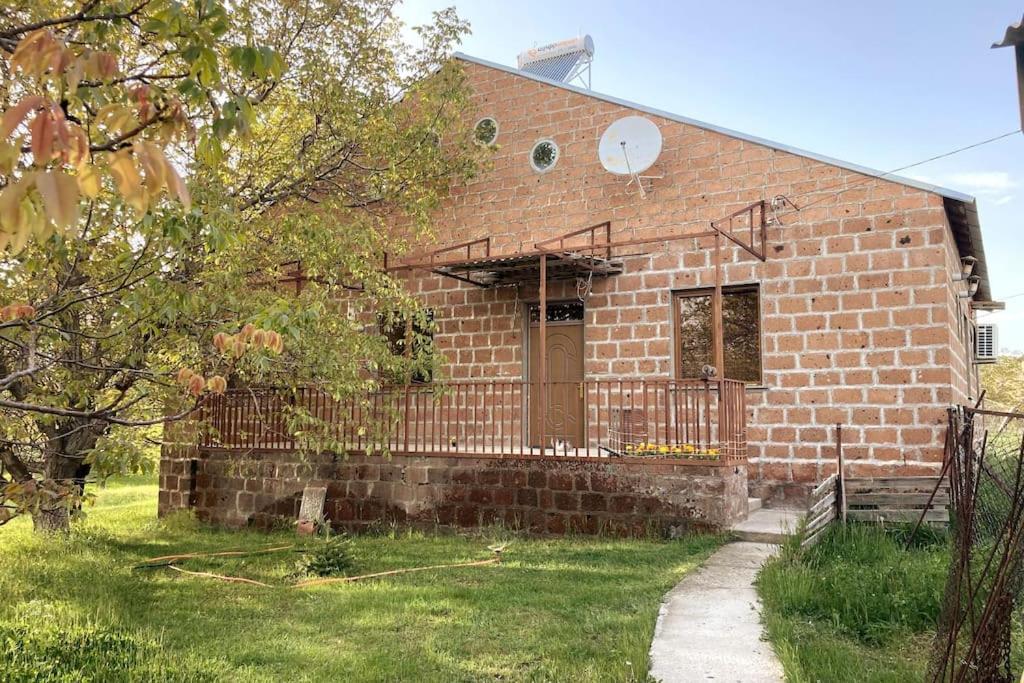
757, 523, 950, 682
0, 476, 721, 682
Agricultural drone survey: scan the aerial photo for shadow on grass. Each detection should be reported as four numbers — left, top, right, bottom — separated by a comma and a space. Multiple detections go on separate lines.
1, 480, 722, 682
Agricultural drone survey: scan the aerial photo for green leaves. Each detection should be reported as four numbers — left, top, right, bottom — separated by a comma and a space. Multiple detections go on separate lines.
228, 45, 284, 79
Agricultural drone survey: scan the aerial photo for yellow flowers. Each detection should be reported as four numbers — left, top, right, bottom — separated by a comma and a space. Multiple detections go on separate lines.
623, 442, 722, 460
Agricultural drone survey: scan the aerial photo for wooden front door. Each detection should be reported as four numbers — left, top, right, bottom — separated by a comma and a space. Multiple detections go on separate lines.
528, 315, 585, 448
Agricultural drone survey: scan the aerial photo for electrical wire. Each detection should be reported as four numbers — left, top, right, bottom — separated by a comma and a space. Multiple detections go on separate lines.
774, 127, 1022, 221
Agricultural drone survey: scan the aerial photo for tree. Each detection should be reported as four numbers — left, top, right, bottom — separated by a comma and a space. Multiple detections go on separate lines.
0, 0, 482, 531
980, 354, 1024, 413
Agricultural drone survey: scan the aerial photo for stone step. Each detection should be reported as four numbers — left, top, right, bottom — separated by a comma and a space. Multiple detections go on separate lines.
748, 497, 763, 513
731, 507, 803, 544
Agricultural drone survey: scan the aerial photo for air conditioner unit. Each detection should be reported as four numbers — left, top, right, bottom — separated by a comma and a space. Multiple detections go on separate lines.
975, 323, 998, 363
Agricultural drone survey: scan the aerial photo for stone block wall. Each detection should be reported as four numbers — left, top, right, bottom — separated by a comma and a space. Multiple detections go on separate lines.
158, 445, 748, 536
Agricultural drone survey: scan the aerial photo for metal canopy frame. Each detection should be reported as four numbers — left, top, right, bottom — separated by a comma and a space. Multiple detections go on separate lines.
387, 203, 769, 453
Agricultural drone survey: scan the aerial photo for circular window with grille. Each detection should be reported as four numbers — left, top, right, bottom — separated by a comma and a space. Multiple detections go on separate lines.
473, 117, 498, 145
530, 139, 559, 173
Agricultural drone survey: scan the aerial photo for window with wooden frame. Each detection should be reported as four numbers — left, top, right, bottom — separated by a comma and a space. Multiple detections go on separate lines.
379, 310, 435, 384
673, 285, 762, 384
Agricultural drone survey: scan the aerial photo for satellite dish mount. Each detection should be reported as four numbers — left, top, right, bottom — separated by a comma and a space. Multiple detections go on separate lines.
598, 116, 664, 199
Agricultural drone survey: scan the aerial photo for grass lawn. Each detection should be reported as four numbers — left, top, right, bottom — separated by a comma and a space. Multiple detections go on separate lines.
0, 476, 721, 682
757, 524, 953, 683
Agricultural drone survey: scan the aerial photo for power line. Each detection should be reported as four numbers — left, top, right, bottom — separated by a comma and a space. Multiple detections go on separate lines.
777, 127, 1022, 218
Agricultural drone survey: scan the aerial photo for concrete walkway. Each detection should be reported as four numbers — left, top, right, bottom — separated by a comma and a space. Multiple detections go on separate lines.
731, 507, 803, 544
648, 542, 784, 683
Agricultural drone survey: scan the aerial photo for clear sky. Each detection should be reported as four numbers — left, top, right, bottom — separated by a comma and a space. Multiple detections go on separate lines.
401, 1, 1024, 353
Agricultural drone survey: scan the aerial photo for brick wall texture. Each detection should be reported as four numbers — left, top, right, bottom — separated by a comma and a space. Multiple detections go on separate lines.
159, 446, 748, 536
388, 57, 982, 494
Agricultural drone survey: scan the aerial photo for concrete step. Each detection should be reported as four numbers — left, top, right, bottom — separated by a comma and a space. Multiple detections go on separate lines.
748, 497, 763, 513
731, 507, 803, 544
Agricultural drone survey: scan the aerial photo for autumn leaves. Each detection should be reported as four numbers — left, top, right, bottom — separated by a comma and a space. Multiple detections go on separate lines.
0, 29, 191, 254
176, 324, 284, 397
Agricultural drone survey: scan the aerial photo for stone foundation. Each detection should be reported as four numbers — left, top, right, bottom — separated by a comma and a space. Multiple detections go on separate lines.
159, 446, 748, 536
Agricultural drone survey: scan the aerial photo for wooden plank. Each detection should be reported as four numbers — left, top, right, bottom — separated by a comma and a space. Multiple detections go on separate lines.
810, 474, 837, 499
804, 506, 835, 535
808, 491, 837, 519
846, 509, 949, 523
847, 493, 950, 506
802, 523, 831, 548
845, 484, 949, 496
843, 479, 946, 489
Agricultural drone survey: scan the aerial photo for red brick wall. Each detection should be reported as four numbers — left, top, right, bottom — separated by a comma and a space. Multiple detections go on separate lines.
393, 58, 977, 492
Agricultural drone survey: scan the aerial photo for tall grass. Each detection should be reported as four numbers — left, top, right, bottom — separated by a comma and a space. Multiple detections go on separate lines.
757, 523, 950, 682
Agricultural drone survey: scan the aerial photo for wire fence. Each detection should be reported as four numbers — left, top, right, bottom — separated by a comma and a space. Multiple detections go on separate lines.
928, 405, 1024, 682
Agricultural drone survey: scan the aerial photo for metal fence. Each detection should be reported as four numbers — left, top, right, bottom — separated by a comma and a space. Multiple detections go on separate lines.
196, 378, 747, 461
928, 404, 1024, 682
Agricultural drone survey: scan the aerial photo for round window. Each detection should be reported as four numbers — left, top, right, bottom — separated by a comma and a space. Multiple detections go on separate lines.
530, 139, 559, 172
473, 117, 498, 145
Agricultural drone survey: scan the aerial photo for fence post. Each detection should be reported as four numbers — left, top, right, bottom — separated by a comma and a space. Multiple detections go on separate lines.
836, 423, 847, 524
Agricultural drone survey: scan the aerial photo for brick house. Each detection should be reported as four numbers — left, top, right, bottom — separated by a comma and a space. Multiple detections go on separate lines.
158, 47, 1000, 531
393, 52, 996, 490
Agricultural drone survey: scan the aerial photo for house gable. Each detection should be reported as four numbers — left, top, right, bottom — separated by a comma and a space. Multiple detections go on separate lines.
446, 52, 992, 303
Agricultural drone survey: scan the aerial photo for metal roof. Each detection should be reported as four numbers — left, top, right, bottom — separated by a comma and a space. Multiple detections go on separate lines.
438, 252, 623, 288
992, 15, 1024, 48
452, 52, 996, 303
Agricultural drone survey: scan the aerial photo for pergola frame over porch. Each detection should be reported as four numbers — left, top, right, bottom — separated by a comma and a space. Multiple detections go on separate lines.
388, 201, 769, 454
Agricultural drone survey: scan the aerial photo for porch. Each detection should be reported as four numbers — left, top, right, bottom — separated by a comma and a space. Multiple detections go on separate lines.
197, 378, 747, 463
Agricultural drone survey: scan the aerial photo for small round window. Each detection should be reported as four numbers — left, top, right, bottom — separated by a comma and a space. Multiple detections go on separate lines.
474, 117, 498, 145
530, 139, 559, 172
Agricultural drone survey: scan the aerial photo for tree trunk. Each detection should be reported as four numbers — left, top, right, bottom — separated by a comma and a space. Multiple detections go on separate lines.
32, 420, 101, 534
32, 505, 70, 533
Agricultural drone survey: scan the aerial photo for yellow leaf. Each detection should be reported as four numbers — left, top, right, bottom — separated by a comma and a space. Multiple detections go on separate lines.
96, 104, 138, 136
9, 197, 35, 253
107, 150, 147, 217
77, 164, 101, 198
29, 111, 53, 166
26, 195, 45, 238
133, 141, 166, 193
34, 170, 79, 232
65, 57, 85, 91
64, 125, 89, 167
0, 178, 29, 235
0, 140, 20, 175
10, 30, 54, 76
1, 95, 46, 139
166, 160, 191, 211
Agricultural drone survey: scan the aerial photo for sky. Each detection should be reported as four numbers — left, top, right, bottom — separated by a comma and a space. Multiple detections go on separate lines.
401, 1, 1024, 353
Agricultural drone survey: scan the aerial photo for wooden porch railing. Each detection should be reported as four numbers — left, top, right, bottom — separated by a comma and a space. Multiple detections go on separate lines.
197, 378, 747, 461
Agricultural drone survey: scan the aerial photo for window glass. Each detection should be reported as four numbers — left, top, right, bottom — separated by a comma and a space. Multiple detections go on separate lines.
528, 301, 584, 324
474, 117, 498, 145
675, 286, 761, 383
530, 140, 558, 172
380, 310, 435, 383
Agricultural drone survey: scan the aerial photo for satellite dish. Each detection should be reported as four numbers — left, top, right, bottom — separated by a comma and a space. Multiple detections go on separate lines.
599, 116, 663, 176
